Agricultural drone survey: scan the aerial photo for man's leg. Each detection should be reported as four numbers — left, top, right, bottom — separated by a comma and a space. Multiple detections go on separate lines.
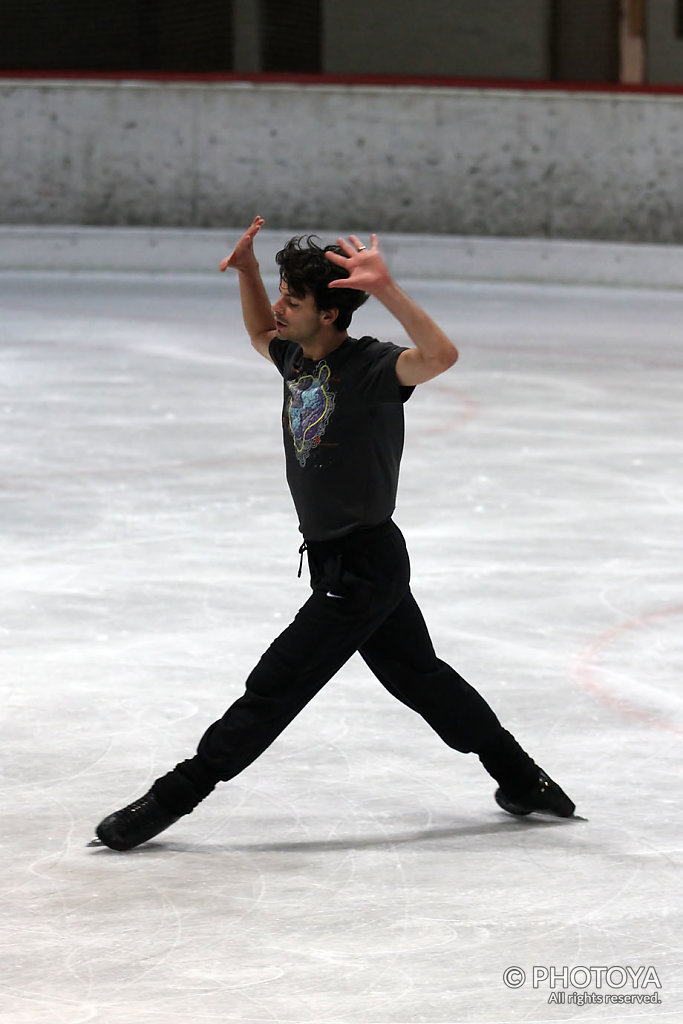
358, 590, 575, 816
93, 524, 412, 849
176, 586, 399, 792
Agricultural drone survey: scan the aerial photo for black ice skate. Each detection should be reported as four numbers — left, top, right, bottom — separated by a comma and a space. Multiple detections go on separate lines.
89, 791, 180, 851
495, 770, 575, 818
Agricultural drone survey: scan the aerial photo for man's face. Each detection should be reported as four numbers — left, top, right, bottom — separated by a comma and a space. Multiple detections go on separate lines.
272, 281, 335, 343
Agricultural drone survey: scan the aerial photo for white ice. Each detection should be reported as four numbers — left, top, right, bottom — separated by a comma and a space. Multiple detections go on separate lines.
1, 263, 681, 1024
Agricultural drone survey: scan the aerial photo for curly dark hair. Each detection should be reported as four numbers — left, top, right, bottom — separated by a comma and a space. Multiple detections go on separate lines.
275, 235, 369, 332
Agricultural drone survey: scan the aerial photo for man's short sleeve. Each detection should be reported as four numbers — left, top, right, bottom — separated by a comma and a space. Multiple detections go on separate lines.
269, 336, 300, 378
357, 337, 415, 404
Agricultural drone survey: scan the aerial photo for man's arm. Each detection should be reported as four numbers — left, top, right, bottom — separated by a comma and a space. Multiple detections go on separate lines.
220, 216, 276, 361
325, 234, 458, 386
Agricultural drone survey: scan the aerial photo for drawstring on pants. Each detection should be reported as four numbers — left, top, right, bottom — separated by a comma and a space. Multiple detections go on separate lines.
297, 541, 308, 578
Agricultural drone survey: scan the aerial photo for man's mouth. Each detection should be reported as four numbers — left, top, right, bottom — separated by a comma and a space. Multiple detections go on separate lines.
275, 320, 287, 332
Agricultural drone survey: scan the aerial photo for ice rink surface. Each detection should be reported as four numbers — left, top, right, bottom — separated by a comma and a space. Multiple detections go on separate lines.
1, 263, 681, 1023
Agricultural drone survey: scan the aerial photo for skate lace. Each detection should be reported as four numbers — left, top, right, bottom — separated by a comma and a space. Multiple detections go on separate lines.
118, 794, 160, 825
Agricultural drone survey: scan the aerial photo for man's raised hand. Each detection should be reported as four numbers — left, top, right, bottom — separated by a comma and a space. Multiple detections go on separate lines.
325, 234, 392, 294
219, 216, 265, 273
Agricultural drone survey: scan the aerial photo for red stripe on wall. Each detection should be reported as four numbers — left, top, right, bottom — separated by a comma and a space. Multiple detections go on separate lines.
1, 69, 683, 95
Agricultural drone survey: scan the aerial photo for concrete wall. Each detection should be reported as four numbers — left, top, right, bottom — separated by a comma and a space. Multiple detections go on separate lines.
1, 79, 682, 242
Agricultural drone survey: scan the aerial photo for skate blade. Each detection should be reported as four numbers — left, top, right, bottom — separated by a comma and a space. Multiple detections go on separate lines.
86, 836, 104, 847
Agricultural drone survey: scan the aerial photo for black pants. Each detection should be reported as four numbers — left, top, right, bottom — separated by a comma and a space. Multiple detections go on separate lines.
154, 521, 537, 814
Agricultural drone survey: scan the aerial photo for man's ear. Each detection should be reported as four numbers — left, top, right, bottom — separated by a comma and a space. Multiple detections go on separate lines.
320, 307, 339, 325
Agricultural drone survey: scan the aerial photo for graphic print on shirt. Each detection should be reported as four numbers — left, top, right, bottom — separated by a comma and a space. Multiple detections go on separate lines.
286, 361, 336, 467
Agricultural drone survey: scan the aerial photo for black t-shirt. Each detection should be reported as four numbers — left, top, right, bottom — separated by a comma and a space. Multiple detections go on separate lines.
269, 334, 414, 541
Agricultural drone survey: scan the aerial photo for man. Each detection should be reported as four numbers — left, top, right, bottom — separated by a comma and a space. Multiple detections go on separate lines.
92, 218, 575, 851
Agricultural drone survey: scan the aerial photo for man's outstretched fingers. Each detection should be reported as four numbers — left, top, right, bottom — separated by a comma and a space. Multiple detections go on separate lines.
325, 248, 347, 267
220, 216, 265, 272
